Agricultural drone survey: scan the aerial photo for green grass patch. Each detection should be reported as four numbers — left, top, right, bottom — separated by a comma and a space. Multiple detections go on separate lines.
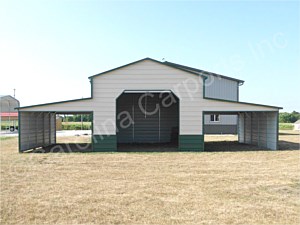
1, 121, 18, 125
0, 136, 17, 141
279, 123, 294, 130
1, 122, 18, 130
61, 122, 91, 130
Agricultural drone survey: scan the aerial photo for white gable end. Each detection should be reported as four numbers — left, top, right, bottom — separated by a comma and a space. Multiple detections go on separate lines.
92, 59, 205, 135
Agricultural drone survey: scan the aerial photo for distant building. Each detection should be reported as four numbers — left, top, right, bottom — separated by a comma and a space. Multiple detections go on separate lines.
294, 120, 300, 131
0, 95, 20, 131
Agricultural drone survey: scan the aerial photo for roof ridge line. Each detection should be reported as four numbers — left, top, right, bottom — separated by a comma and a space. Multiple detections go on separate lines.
164, 61, 244, 83
88, 58, 206, 79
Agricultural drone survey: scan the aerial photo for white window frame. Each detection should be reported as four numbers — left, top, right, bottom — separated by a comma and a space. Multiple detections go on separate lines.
210, 114, 220, 122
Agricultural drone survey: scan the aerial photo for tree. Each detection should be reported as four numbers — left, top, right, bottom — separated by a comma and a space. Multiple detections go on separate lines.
279, 111, 300, 123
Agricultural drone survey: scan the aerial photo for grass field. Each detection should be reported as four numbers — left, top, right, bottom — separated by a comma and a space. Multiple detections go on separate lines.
61, 122, 91, 126
279, 123, 294, 130
0, 131, 299, 224
59, 122, 295, 131
61, 122, 91, 130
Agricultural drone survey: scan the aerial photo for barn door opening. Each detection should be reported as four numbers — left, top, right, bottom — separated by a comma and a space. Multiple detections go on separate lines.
18, 111, 93, 153
116, 91, 179, 151
203, 112, 239, 151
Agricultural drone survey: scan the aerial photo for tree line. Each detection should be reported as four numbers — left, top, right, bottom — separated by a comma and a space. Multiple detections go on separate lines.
279, 111, 300, 123
62, 114, 92, 122
60, 112, 299, 123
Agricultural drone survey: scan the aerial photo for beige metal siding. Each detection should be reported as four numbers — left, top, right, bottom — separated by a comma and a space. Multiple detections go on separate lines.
92, 60, 204, 135
205, 76, 238, 101
44, 113, 50, 145
267, 113, 278, 149
238, 114, 245, 143
201, 99, 278, 111
238, 112, 278, 150
244, 113, 252, 144
0, 95, 19, 112
204, 75, 238, 126
205, 114, 237, 125
50, 113, 56, 144
19, 99, 94, 112
20, 112, 56, 151
18, 59, 279, 140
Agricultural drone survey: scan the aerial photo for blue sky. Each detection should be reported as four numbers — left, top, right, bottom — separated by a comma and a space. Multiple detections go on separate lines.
0, 0, 299, 112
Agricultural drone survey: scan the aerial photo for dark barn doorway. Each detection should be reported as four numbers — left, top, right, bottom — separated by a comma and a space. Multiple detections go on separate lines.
116, 91, 179, 151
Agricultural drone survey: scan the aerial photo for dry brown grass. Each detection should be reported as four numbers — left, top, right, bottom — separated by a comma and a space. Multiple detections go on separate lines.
56, 135, 91, 144
205, 131, 300, 151
0, 131, 299, 224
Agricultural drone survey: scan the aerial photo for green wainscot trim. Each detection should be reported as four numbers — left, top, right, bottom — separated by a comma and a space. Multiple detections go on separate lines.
93, 135, 117, 152
179, 135, 204, 151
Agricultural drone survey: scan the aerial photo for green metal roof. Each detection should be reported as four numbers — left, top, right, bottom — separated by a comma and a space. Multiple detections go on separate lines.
88, 57, 207, 79
164, 61, 244, 83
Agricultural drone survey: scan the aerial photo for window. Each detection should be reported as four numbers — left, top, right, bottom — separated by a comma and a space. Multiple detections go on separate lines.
210, 114, 220, 122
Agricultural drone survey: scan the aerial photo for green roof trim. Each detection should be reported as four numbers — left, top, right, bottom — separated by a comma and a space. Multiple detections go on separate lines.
18, 57, 281, 111
88, 57, 207, 79
204, 96, 283, 109
16, 97, 92, 110
201, 76, 281, 109
164, 61, 244, 83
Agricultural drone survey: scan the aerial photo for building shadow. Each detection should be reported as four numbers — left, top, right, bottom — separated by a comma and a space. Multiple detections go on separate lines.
23, 140, 299, 153
279, 132, 299, 136
205, 140, 299, 152
117, 143, 178, 152
278, 141, 300, 151
25, 143, 92, 153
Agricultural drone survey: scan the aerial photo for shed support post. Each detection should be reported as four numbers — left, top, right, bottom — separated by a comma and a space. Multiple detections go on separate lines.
266, 112, 268, 149
42, 113, 45, 147
250, 112, 253, 144
257, 113, 260, 147
54, 113, 57, 144
243, 112, 246, 143
27, 113, 30, 150
35, 113, 38, 147
18, 111, 22, 153
48, 112, 51, 144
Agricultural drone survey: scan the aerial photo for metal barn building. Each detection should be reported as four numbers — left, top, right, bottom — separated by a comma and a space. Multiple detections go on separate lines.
17, 58, 281, 152
164, 62, 242, 134
1, 95, 20, 131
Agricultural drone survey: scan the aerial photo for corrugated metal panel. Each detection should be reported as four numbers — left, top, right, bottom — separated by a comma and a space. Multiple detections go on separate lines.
44, 113, 50, 145
205, 76, 238, 101
117, 93, 179, 144
267, 112, 278, 149
238, 112, 278, 150
179, 135, 204, 151
204, 114, 237, 125
245, 113, 252, 144
19, 60, 204, 135
20, 112, 56, 152
93, 135, 117, 151
202, 99, 279, 111
204, 125, 237, 134
18, 59, 279, 141
92, 60, 204, 135
0, 95, 19, 112
19, 99, 94, 112
50, 113, 56, 144
238, 114, 245, 143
